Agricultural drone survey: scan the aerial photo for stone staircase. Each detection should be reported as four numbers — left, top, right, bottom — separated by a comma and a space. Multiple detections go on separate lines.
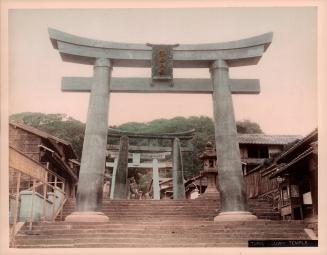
54, 198, 218, 223
248, 198, 281, 220
15, 220, 309, 248
14, 198, 309, 248
56, 197, 280, 221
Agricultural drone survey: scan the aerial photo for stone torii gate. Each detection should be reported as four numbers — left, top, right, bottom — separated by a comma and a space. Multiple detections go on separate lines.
49, 28, 273, 222
106, 128, 194, 200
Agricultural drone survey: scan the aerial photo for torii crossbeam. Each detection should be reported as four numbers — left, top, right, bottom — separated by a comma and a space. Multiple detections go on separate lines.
49, 28, 273, 222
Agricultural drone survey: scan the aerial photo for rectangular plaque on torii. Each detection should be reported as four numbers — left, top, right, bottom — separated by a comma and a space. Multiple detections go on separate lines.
146, 43, 179, 87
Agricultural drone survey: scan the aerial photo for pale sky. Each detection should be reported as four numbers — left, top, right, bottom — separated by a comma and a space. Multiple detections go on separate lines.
9, 7, 317, 135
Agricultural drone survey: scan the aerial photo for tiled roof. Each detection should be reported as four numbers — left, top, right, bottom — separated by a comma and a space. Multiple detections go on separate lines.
10, 122, 69, 144
10, 122, 78, 159
276, 129, 318, 161
238, 134, 302, 145
270, 147, 314, 178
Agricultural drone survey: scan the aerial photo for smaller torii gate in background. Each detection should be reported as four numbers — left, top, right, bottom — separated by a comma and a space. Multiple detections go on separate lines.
49, 28, 273, 222
106, 129, 194, 200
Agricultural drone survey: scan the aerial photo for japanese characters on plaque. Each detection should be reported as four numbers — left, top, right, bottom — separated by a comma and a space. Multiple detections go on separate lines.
147, 43, 179, 86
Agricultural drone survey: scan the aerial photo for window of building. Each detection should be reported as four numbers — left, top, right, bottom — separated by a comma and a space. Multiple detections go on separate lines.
247, 145, 269, 158
281, 186, 290, 206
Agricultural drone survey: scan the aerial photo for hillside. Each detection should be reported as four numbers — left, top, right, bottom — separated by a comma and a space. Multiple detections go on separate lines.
10, 112, 262, 178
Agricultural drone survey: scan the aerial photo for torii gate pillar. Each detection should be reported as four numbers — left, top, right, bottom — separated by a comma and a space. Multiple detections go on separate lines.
211, 59, 256, 221
65, 58, 111, 222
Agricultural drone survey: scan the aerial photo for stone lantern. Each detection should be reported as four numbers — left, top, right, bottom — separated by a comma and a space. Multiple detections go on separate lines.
199, 142, 220, 199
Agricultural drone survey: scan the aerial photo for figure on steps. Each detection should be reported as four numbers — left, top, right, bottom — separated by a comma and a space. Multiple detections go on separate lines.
137, 172, 151, 200
129, 177, 140, 199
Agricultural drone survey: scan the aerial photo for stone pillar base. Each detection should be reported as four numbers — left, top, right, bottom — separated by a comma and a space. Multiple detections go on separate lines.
214, 211, 257, 222
65, 211, 109, 222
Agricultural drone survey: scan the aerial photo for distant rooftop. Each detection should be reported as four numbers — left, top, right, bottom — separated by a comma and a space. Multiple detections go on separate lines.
10, 122, 78, 159
10, 122, 69, 145
238, 134, 302, 145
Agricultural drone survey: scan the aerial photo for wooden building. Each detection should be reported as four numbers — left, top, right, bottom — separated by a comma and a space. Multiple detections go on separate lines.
189, 134, 300, 198
243, 129, 318, 221
157, 134, 301, 200
239, 134, 302, 175
269, 129, 318, 220
240, 134, 301, 199
9, 122, 80, 197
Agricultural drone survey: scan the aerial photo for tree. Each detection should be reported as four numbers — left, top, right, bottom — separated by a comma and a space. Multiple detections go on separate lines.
236, 119, 263, 134
115, 116, 262, 178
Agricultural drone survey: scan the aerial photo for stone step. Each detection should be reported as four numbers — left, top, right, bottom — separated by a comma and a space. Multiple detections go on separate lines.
61, 207, 218, 212
16, 231, 309, 240
59, 214, 278, 220
62, 207, 275, 212
65, 200, 219, 204
63, 204, 219, 208
85, 218, 214, 221
58, 214, 279, 221
15, 218, 309, 248
63, 199, 275, 207
61, 207, 276, 212
16, 236, 309, 246
251, 213, 280, 217
23, 226, 306, 234
63, 204, 219, 207
23, 223, 306, 230
18, 227, 308, 233
60, 217, 215, 221
65, 202, 220, 207
253, 211, 277, 215
250, 206, 276, 209
59, 213, 218, 217
15, 243, 248, 248
61, 209, 218, 213
30, 219, 305, 226
60, 216, 216, 221
61, 208, 218, 212
65, 204, 218, 210
61, 209, 218, 212
248, 201, 274, 204
59, 212, 217, 217
255, 216, 280, 220
249, 203, 276, 207
24, 224, 306, 232
250, 208, 278, 211
64, 207, 217, 210
60, 211, 218, 215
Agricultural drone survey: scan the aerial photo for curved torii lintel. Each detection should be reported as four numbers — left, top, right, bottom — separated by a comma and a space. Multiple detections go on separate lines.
49, 28, 273, 68
107, 128, 195, 140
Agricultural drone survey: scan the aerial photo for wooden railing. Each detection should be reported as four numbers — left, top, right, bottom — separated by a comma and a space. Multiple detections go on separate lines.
9, 148, 68, 247
52, 197, 68, 221
10, 168, 67, 247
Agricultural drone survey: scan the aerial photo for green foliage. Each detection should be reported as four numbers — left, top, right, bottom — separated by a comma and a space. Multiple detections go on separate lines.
115, 116, 262, 179
236, 120, 263, 134
10, 112, 262, 179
